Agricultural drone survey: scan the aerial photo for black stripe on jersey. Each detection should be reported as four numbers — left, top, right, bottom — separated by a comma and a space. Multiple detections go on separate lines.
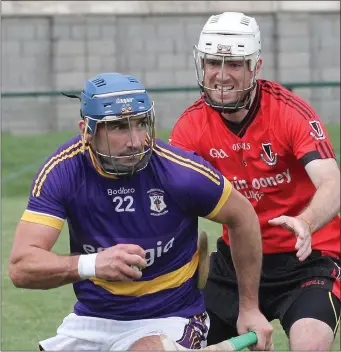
318, 142, 330, 158
264, 84, 336, 155
262, 87, 310, 121
264, 82, 316, 119
300, 151, 322, 166
324, 141, 336, 158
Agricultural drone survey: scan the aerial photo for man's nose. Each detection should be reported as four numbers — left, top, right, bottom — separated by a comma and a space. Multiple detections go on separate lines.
127, 127, 143, 149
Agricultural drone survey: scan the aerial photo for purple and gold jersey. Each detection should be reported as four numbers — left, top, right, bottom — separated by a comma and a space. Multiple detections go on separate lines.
22, 136, 232, 320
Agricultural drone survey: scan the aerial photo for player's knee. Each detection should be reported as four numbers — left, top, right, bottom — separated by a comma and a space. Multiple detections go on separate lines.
289, 318, 335, 350
130, 335, 165, 351
130, 335, 188, 351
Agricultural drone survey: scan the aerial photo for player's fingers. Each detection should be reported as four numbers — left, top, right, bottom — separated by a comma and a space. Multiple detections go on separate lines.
295, 235, 305, 250
254, 335, 266, 351
125, 253, 147, 270
266, 342, 275, 351
297, 241, 312, 261
269, 217, 296, 232
119, 263, 143, 280
268, 216, 287, 225
115, 244, 146, 258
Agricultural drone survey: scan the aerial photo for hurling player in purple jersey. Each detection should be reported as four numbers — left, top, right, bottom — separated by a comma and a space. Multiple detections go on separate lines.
9, 73, 272, 351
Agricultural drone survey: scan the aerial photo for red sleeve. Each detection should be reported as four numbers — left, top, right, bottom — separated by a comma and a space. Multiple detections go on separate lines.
169, 112, 198, 152
287, 105, 336, 166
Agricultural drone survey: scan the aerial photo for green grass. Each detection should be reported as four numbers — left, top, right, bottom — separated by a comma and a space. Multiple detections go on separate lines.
1, 125, 340, 350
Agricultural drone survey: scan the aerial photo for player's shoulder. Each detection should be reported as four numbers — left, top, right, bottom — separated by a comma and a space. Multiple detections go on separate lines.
31, 135, 85, 198
259, 79, 317, 121
153, 138, 205, 162
35, 135, 85, 182
175, 97, 207, 123
172, 97, 210, 143
151, 138, 222, 180
44, 135, 84, 168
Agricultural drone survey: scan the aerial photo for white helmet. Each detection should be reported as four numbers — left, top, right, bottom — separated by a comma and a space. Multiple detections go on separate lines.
193, 12, 261, 112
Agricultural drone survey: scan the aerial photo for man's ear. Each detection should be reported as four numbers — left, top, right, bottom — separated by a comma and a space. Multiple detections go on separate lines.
255, 57, 263, 75
79, 119, 92, 144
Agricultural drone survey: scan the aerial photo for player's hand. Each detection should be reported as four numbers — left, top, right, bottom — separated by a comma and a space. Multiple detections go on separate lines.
268, 215, 312, 261
95, 244, 147, 281
237, 308, 274, 351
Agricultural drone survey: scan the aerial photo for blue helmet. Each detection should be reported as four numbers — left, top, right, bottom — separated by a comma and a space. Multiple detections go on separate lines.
77, 73, 156, 177
80, 73, 153, 134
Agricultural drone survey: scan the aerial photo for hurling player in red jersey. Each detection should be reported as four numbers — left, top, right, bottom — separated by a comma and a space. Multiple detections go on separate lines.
170, 12, 340, 351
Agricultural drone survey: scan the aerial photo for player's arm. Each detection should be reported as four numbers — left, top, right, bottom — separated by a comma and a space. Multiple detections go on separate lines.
9, 221, 79, 289
269, 105, 340, 260
9, 219, 147, 289
208, 186, 262, 310
298, 158, 340, 232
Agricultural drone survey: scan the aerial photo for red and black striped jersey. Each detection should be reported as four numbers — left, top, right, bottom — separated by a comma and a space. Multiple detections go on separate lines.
170, 79, 340, 256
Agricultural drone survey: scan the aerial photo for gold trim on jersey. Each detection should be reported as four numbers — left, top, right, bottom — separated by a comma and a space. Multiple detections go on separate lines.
88, 148, 118, 179
154, 144, 220, 180
329, 292, 340, 335
153, 147, 221, 186
32, 141, 88, 197
91, 250, 199, 296
205, 177, 232, 219
21, 210, 64, 230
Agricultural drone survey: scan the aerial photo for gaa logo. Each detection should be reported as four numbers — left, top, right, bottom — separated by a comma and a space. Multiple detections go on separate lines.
209, 148, 229, 159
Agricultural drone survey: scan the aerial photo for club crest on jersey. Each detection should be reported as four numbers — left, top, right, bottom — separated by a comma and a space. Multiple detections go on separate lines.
147, 188, 168, 216
309, 121, 326, 141
260, 143, 278, 166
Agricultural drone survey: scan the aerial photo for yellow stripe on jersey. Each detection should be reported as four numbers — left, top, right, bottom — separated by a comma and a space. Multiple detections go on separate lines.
32, 140, 82, 196
21, 210, 64, 230
153, 149, 221, 186
34, 146, 88, 197
154, 144, 220, 181
88, 148, 118, 179
91, 250, 199, 296
329, 292, 340, 335
205, 177, 232, 219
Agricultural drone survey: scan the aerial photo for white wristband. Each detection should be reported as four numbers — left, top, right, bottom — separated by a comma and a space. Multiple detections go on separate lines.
78, 253, 98, 280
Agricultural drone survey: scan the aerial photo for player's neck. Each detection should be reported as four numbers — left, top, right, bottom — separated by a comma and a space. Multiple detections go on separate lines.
220, 85, 258, 124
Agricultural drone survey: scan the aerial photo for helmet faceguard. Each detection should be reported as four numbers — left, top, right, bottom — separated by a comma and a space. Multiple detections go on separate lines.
193, 12, 261, 113
79, 73, 156, 177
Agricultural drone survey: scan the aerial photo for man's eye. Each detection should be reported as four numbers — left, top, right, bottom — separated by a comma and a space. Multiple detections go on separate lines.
138, 120, 148, 127
207, 60, 220, 66
230, 62, 243, 68
108, 123, 127, 130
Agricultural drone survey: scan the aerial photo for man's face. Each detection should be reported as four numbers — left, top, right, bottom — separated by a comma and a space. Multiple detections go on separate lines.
202, 57, 254, 105
81, 116, 149, 169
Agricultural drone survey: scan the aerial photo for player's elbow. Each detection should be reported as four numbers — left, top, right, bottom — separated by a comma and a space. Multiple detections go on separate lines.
8, 262, 26, 288
8, 253, 30, 288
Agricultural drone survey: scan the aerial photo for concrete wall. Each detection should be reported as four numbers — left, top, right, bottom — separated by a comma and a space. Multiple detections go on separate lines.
2, 3, 340, 133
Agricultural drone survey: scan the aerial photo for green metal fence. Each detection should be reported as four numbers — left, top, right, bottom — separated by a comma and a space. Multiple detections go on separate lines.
1, 81, 340, 98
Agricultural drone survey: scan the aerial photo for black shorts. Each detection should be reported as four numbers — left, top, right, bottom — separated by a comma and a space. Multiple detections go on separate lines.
203, 238, 341, 344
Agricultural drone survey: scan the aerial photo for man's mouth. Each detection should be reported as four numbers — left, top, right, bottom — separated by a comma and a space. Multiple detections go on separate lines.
214, 84, 234, 91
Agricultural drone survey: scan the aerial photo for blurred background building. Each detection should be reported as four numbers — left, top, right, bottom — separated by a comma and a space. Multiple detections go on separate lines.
2, 1, 340, 133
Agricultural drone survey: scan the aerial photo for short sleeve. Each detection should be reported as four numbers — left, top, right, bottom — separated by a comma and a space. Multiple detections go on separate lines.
21, 158, 67, 231
288, 108, 336, 166
155, 144, 233, 218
